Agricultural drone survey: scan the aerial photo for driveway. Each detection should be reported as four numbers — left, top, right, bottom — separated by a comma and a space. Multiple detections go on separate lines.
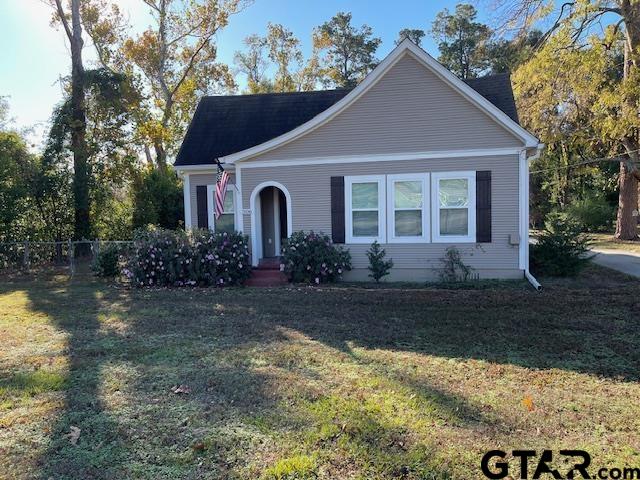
591, 248, 640, 278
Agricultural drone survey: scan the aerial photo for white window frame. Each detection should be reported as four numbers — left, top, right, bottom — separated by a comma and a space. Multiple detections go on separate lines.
386, 173, 430, 243
345, 175, 386, 244
431, 171, 476, 243
207, 184, 237, 233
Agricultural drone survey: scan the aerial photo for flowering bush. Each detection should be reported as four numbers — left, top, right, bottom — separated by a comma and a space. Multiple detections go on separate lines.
281, 231, 351, 284
125, 228, 251, 287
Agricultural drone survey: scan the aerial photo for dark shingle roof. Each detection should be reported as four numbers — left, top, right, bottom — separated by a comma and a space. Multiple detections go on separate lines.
175, 74, 519, 166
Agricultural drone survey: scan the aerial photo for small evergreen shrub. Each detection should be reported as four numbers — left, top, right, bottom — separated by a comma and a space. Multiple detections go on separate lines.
93, 243, 122, 278
531, 215, 592, 277
124, 228, 251, 287
281, 231, 351, 284
438, 247, 476, 282
366, 241, 394, 282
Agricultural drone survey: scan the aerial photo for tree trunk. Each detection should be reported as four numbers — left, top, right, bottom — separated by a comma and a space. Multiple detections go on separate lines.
615, 161, 639, 239
69, 0, 91, 242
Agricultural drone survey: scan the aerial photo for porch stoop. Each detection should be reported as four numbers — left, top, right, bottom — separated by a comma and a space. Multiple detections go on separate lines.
245, 258, 288, 287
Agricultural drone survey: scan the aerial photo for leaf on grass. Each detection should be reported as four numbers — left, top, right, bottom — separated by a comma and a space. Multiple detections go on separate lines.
522, 395, 535, 412
172, 384, 191, 395
65, 426, 81, 445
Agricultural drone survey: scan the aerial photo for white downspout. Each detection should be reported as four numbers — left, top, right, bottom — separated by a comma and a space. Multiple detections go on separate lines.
523, 145, 544, 291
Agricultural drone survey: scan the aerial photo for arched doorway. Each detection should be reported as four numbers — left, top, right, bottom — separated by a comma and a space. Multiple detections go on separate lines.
250, 182, 292, 266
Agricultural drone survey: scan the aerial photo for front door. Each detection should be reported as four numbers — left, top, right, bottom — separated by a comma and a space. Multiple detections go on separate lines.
260, 187, 277, 257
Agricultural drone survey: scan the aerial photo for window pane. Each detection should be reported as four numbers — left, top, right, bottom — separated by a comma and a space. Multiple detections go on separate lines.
395, 210, 422, 236
223, 190, 234, 213
353, 211, 378, 237
394, 181, 422, 208
439, 178, 469, 207
352, 182, 378, 209
215, 213, 235, 233
440, 208, 468, 236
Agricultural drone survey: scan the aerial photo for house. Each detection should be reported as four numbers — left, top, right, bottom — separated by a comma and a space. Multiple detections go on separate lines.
174, 39, 542, 283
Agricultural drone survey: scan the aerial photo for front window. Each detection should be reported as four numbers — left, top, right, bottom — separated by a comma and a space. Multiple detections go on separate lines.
215, 189, 235, 233
386, 174, 430, 242
345, 175, 385, 243
432, 172, 476, 242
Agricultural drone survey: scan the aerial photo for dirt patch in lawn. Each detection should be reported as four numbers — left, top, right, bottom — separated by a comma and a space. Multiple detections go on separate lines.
0, 264, 638, 479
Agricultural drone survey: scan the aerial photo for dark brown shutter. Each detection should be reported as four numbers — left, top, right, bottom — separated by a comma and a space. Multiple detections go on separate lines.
330, 176, 345, 243
196, 185, 209, 229
476, 171, 491, 243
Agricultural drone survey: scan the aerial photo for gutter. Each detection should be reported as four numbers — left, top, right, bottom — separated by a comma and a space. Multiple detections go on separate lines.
524, 144, 544, 292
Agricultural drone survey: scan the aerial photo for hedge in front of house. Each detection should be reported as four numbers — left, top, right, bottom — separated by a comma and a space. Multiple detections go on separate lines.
281, 231, 351, 284
124, 228, 251, 287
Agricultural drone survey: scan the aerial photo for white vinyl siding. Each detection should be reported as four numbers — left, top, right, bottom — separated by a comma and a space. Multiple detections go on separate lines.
431, 171, 476, 243
386, 173, 429, 243
345, 175, 386, 244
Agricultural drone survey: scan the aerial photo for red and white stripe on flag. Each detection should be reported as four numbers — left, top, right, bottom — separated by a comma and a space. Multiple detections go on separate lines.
214, 170, 230, 220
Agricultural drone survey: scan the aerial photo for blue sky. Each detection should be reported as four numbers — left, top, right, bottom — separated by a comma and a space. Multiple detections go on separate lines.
0, 0, 496, 139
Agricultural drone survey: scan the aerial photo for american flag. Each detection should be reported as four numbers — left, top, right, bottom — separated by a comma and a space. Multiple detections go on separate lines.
214, 169, 230, 220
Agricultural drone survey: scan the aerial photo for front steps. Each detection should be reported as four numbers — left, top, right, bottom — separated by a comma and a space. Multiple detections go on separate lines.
245, 258, 288, 287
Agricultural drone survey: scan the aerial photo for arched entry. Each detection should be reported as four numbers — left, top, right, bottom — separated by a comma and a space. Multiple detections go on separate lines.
250, 181, 292, 266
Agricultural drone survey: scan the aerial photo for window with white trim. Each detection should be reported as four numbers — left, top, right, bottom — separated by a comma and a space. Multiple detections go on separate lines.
387, 174, 429, 242
207, 185, 236, 233
431, 171, 476, 242
345, 175, 386, 243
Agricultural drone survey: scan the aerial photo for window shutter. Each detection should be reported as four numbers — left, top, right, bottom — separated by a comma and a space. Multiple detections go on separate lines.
476, 171, 491, 243
196, 185, 209, 229
330, 176, 345, 243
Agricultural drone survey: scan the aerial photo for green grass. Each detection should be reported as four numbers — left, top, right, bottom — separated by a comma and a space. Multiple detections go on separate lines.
590, 232, 640, 254
0, 264, 639, 479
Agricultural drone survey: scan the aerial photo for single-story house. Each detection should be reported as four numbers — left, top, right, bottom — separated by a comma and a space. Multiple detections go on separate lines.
174, 39, 542, 282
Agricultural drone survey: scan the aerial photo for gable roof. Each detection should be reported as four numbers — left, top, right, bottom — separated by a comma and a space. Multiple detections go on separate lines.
175, 40, 537, 167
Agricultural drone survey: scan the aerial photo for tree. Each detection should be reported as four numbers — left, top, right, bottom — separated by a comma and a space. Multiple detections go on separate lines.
0, 96, 11, 131
485, 29, 543, 73
51, 0, 91, 242
264, 23, 303, 92
132, 167, 183, 230
234, 34, 273, 93
314, 12, 381, 88
121, 0, 246, 167
431, 4, 492, 79
396, 28, 426, 46
494, 0, 640, 239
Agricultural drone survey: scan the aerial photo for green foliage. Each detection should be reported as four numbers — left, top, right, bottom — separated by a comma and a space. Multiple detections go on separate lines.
315, 12, 381, 88
132, 167, 184, 230
438, 247, 476, 282
396, 28, 426, 47
93, 243, 122, 278
263, 455, 317, 479
565, 192, 616, 233
126, 228, 251, 287
530, 215, 593, 277
366, 241, 394, 282
431, 4, 491, 79
281, 231, 352, 284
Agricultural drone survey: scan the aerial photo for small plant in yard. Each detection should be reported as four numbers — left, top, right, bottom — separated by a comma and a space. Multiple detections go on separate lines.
531, 214, 593, 277
125, 228, 251, 287
281, 231, 351, 284
438, 246, 476, 282
92, 243, 122, 278
366, 241, 393, 282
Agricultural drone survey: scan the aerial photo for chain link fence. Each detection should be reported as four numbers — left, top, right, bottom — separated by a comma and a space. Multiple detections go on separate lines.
0, 240, 133, 276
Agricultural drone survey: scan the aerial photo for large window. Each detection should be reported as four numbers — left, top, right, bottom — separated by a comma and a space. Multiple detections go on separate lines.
431, 171, 476, 243
386, 174, 429, 242
207, 185, 236, 233
345, 175, 386, 243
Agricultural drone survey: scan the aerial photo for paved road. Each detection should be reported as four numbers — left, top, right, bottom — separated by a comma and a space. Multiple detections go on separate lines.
591, 249, 640, 278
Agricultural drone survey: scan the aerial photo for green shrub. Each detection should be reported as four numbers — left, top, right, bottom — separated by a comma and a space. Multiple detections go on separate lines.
530, 215, 592, 277
564, 193, 615, 233
125, 228, 251, 287
281, 231, 351, 284
132, 167, 184, 230
93, 243, 122, 278
366, 241, 393, 282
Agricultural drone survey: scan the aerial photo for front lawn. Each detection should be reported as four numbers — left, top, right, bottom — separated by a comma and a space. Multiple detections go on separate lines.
1, 266, 639, 479
591, 231, 640, 254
